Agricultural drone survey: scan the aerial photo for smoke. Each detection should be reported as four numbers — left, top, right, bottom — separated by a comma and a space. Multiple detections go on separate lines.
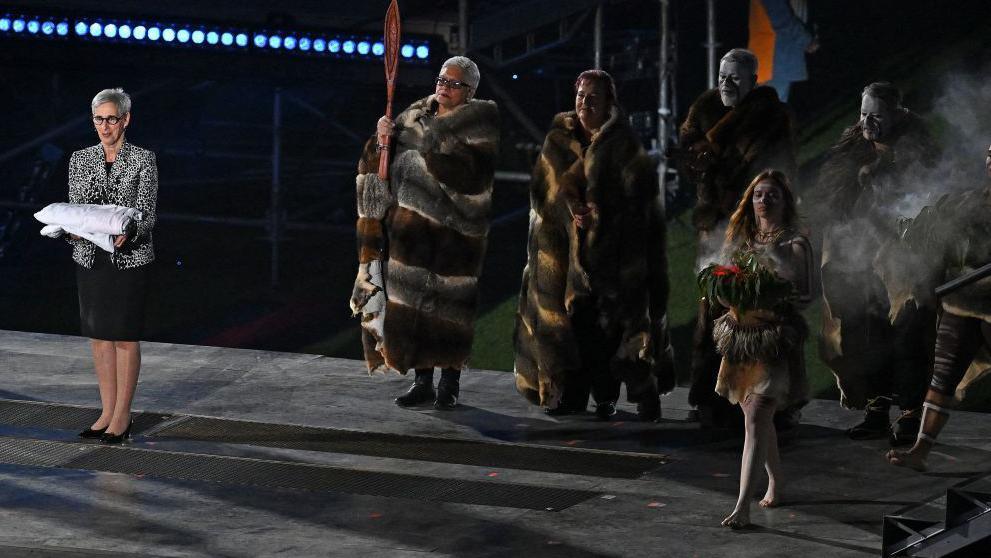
815, 66, 991, 319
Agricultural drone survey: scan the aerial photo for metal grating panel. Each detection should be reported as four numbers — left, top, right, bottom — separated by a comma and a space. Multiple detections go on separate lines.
154, 417, 667, 478
0, 437, 597, 510
0, 400, 168, 434
0, 437, 97, 467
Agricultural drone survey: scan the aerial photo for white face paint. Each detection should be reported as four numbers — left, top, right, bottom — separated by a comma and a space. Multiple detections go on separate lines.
718, 60, 756, 108
986, 144, 991, 179
860, 95, 893, 142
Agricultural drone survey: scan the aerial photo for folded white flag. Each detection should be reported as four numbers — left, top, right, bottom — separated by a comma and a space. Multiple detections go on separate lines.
35, 203, 143, 254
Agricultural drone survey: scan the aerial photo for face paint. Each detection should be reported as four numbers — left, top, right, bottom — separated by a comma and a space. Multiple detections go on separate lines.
718, 60, 756, 108
860, 95, 893, 142
985, 144, 991, 179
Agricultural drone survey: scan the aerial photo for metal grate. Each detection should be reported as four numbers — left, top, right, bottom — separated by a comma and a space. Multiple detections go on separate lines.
154, 416, 667, 478
0, 400, 168, 435
0, 436, 597, 510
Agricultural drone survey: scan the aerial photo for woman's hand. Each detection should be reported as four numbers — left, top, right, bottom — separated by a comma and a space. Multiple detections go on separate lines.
113, 234, 128, 249
573, 203, 598, 229
69, 234, 81, 241
376, 116, 395, 139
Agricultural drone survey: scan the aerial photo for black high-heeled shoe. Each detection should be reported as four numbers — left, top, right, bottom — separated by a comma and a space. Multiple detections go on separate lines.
99, 421, 133, 445
78, 426, 108, 439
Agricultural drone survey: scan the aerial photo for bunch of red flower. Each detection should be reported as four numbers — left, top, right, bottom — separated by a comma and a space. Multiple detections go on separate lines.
710, 264, 742, 278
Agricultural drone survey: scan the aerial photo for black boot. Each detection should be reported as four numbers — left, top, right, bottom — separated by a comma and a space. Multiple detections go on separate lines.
890, 408, 922, 446
395, 369, 435, 407
847, 396, 891, 440
434, 368, 460, 410
636, 385, 662, 423
594, 401, 617, 420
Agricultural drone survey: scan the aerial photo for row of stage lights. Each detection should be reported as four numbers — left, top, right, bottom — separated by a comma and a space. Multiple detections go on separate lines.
0, 13, 431, 62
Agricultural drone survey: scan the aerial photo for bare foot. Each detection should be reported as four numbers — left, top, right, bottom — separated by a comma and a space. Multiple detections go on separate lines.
886, 448, 928, 472
759, 492, 779, 508
90, 415, 112, 430
721, 509, 750, 529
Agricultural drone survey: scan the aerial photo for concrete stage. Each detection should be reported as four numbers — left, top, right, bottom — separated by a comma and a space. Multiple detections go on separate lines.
1, 330, 989, 557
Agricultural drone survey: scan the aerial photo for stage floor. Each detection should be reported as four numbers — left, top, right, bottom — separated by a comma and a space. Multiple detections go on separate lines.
0, 329, 989, 557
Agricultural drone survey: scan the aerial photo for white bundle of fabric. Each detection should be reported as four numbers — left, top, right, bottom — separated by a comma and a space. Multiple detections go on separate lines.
35, 203, 143, 253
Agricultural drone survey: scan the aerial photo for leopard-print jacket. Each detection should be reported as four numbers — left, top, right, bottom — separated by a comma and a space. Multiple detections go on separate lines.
67, 141, 158, 269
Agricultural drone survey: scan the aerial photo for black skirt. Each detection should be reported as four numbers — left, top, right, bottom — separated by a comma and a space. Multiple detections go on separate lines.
76, 251, 149, 341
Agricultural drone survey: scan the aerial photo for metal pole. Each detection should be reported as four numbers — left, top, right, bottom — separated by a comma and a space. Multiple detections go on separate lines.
706, 0, 718, 90
270, 88, 282, 288
657, 0, 670, 212
593, 4, 603, 69
459, 0, 469, 53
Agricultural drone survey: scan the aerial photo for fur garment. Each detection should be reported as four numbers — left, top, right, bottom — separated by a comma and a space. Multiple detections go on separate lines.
876, 183, 991, 401
353, 95, 500, 373
678, 86, 797, 232
513, 106, 674, 409
817, 111, 939, 409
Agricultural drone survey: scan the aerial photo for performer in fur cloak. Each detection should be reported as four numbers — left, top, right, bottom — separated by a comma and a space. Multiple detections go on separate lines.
816, 82, 940, 444
514, 70, 674, 421
350, 56, 500, 410
676, 48, 799, 429
884, 144, 991, 471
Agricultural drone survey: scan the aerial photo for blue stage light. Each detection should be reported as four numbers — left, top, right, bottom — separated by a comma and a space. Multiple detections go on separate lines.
357, 41, 370, 55
400, 44, 414, 58
104, 23, 117, 38
0, 18, 10, 32
268, 35, 281, 49
235, 33, 248, 47
206, 31, 218, 45
147, 26, 161, 41
119, 24, 131, 39
27, 20, 40, 34
342, 40, 355, 54
88, 22, 102, 37
57, 22, 69, 36
298, 37, 311, 51
192, 30, 205, 44
74, 21, 87, 35
313, 38, 326, 52
253, 33, 267, 48
372, 42, 385, 56
283, 36, 296, 50
220, 32, 233, 46
162, 28, 176, 42
133, 25, 146, 40
176, 29, 190, 43
328, 39, 340, 53
416, 45, 429, 59
13, 19, 26, 33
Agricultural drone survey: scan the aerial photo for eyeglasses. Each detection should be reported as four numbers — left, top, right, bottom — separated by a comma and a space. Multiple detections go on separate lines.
435, 77, 470, 90
92, 114, 126, 126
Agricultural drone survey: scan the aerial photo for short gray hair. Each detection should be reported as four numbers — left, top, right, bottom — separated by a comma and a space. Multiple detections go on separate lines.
441, 56, 480, 98
720, 48, 758, 77
91, 88, 131, 115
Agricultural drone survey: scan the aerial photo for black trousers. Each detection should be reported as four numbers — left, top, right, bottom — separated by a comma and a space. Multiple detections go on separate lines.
558, 300, 623, 410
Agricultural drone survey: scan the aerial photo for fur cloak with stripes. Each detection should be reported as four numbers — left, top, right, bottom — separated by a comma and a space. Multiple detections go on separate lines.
513, 107, 675, 409
352, 94, 500, 374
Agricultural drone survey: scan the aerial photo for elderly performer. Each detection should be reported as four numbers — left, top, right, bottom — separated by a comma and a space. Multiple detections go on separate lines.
884, 144, 991, 471
817, 82, 939, 445
350, 56, 500, 410
70, 88, 158, 444
677, 48, 798, 429
513, 70, 674, 421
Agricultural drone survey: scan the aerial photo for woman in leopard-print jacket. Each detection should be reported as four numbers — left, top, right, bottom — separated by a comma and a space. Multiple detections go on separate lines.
69, 88, 158, 445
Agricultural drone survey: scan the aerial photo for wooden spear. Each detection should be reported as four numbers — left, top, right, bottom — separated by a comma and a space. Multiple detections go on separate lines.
378, 0, 401, 180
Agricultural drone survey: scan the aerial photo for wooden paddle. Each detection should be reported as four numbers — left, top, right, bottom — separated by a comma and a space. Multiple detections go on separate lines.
378, 0, 401, 180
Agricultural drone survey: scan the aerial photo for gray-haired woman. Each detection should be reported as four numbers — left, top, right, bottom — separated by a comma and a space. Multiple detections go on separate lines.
69, 88, 158, 444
